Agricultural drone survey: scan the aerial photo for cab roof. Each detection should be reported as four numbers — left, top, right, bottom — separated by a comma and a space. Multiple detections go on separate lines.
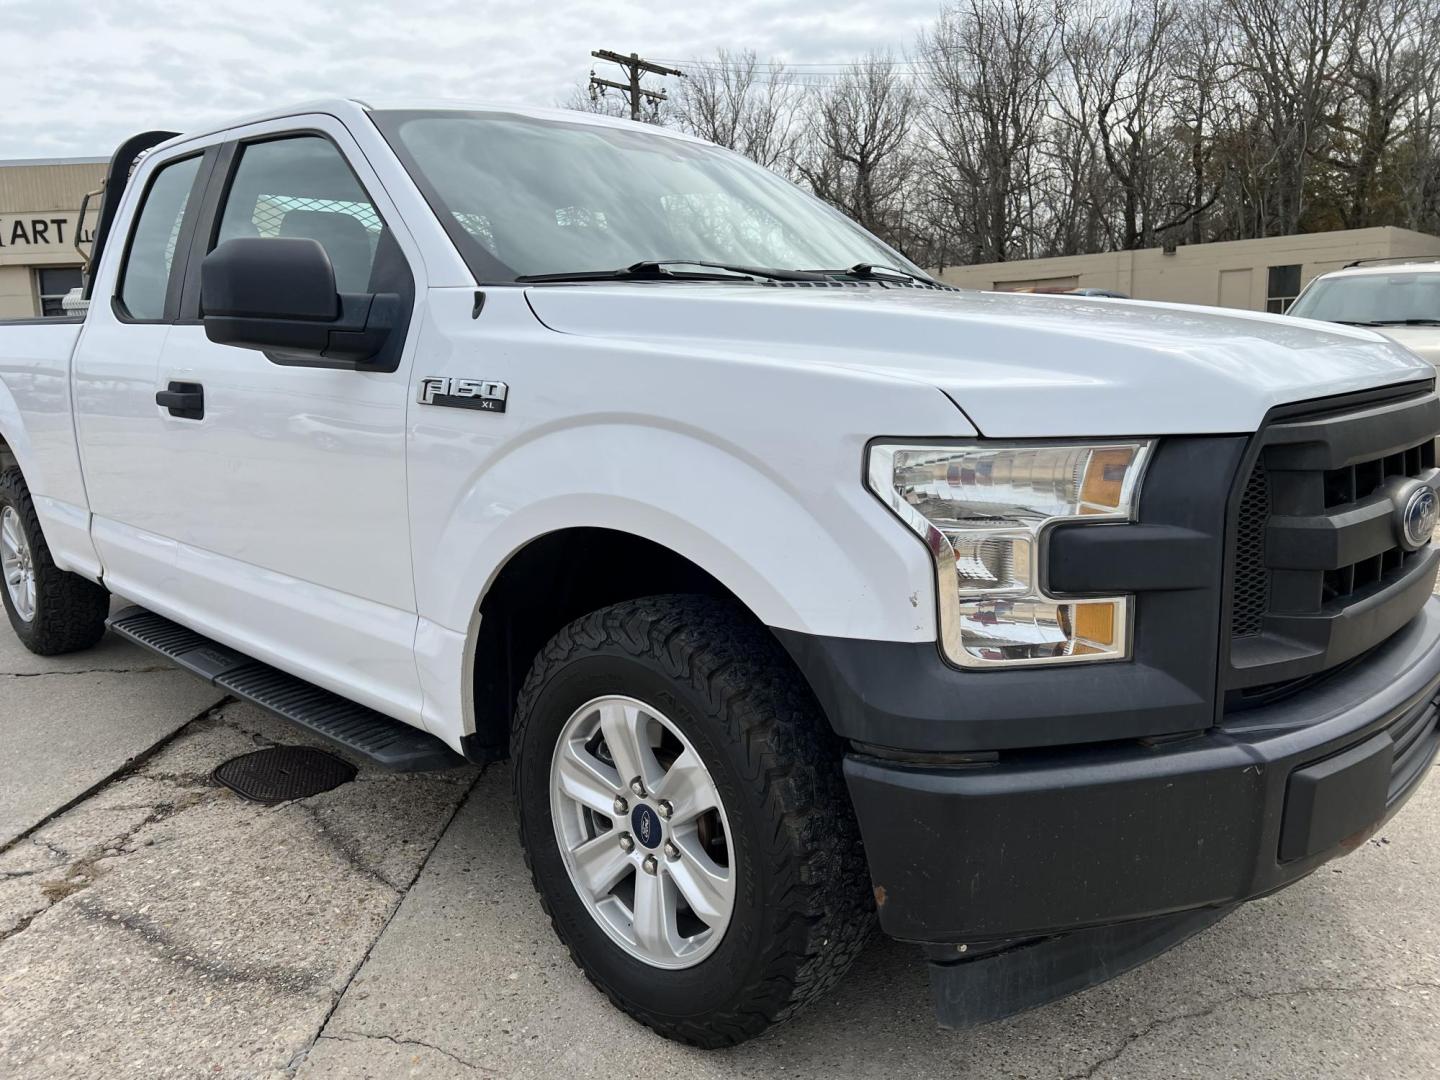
148, 98, 705, 157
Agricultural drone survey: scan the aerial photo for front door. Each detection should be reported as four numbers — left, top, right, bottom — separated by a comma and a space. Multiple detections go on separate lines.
151, 119, 425, 723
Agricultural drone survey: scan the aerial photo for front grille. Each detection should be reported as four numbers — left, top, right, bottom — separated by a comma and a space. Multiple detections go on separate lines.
1232, 464, 1271, 637
1321, 440, 1436, 602
1225, 387, 1440, 691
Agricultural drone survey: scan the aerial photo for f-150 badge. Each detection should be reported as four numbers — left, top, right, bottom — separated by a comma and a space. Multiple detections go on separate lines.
417, 377, 508, 413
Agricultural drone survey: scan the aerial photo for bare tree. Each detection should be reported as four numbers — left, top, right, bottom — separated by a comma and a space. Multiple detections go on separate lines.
793, 54, 918, 248
671, 50, 799, 173
1166, 0, 1231, 243
918, 0, 1060, 262
1319, 0, 1432, 227
549, 0, 1440, 267
1393, 0, 1440, 232
1223, 0, 1360, 235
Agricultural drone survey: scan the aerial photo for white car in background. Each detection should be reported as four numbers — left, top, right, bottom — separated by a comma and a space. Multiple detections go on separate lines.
1289, 258, 1440, 366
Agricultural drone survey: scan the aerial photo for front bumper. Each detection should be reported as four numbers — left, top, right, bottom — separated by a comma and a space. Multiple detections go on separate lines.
842, 600, 1440, 945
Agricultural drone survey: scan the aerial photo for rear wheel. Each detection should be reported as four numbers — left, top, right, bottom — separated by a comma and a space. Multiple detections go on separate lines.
512, 595, 872, 1047
0, 468, 109, 655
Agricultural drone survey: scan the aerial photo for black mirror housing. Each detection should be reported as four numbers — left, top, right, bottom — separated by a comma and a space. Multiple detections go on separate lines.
200, 237, 398, 370
203, 236, 339, 320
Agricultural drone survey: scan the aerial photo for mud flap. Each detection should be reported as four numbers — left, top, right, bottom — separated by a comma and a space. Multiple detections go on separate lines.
927, 905, 1237, 1028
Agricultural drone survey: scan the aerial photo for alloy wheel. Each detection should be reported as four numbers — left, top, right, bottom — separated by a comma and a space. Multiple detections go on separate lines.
0, 506, 35, 623
549, 695, 735, 969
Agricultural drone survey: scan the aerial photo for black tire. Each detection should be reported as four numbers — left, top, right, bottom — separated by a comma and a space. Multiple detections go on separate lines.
512, 594, 873, 1047
0, 468, 109, 655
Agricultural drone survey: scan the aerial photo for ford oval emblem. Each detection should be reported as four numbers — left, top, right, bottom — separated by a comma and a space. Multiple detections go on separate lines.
1402, 485, 1438, 551
631, 804, 662, 849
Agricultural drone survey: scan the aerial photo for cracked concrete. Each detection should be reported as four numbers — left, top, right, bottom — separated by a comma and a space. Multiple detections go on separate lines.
0, 603, 227, 847
0, 702, 477, 1078
292, 766, 1440, 1080
4, 616, 1440, 1077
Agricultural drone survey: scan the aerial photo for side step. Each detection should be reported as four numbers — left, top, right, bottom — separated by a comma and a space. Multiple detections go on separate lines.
108, 606, 462, 772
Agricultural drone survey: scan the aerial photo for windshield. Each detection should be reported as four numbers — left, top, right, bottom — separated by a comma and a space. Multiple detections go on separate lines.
372, 110, 922, 283
1289, 271, 1440, 325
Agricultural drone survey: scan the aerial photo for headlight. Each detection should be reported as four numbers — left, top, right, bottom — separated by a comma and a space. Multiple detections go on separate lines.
868, 441, 1152, 668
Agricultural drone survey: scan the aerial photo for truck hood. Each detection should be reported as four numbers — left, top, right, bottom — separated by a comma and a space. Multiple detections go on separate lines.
1370, 325, 1440, 369
524, 285, 1433, 437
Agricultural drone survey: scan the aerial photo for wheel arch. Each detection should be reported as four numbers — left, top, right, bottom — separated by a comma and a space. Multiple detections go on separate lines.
466, 526, 777, 759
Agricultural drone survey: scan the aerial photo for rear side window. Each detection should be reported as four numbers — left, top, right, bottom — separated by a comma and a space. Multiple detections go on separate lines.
117, 155, 203, 320
211, 136, 399, 295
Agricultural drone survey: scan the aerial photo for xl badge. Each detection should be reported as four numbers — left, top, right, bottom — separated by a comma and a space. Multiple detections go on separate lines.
418, 377, 508, 413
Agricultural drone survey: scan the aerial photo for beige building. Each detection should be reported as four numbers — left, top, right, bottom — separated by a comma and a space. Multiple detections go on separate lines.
0, 157, 107, 319
934, 226, 1440, 312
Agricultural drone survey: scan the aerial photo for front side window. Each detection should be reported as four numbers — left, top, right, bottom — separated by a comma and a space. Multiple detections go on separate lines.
117, 154, 202, 320
212, 136, 394, 295
373, 110, 921, 282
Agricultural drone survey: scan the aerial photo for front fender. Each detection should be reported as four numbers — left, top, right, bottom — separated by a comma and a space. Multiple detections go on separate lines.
412, 421, 942, 645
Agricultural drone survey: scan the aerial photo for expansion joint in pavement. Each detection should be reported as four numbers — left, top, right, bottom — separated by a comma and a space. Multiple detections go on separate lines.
0, 699, 234, 860
0, 787, 223, 944
1064, 978, 1440, 1079
320, 1030, 497, 1074
285, 771, 484, 1077
0, 666, 172, 678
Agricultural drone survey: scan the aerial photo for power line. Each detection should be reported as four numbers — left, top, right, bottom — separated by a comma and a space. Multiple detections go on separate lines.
590, 50, 685, 121
650, 57, 949, 70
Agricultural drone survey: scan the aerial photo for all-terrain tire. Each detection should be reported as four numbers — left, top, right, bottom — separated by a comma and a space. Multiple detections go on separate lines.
0, 468, 109, 655
511, 594, 874, 1047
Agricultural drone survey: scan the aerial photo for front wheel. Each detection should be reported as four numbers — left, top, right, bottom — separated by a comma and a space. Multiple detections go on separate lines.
0, 468, 109, 655
512, 595, 872, 1047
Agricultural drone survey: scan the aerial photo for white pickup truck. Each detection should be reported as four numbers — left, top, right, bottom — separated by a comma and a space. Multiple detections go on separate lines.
4, 100, 1440, 1047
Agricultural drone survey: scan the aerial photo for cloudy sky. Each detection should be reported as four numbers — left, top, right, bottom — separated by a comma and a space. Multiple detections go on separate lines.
0, 0, 941, 159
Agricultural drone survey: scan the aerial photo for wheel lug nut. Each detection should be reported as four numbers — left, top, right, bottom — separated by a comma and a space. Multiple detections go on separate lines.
657, 800, 673, 820
612, 796, 628, 815
629, 778, 647, 798
642, 854, 658, 875
663, 841, 680, 861
618, 833, 634, 852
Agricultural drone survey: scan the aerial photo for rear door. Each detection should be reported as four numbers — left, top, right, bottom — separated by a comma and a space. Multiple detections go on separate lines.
72, 143, 215, 592
148, 115, 427, 724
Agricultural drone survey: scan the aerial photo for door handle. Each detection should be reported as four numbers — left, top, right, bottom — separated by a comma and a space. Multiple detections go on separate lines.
156, 381, 204, 420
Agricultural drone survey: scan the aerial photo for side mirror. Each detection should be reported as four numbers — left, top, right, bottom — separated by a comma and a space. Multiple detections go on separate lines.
201, 237, 397, 368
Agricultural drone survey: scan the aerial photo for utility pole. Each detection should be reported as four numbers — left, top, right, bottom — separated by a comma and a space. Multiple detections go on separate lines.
589, 50, 684, 121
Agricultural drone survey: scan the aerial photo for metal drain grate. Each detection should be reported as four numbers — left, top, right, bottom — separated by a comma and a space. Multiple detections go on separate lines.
213, 746, 357, 804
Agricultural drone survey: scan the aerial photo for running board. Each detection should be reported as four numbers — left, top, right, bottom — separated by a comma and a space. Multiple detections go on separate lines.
107, 606, 462, 772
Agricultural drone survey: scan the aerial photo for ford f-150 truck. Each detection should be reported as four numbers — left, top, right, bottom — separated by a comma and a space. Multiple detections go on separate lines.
3, 101, 1439, 1048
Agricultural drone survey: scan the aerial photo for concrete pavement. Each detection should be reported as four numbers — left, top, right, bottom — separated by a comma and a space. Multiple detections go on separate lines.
2, 618, 1439, 1077
0, 701, 478, 1077
293, 768, 1440, 1080
0, 600, 224, 847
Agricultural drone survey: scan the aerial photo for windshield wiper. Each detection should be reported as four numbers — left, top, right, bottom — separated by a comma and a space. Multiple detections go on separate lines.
818, 263, 941, 286
1365, 318, 1440, 326
515, 260, 827, 284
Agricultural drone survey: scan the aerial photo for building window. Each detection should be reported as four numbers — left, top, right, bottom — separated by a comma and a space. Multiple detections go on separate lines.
1267, 264, 1302, 314
35, 267, 83, 317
